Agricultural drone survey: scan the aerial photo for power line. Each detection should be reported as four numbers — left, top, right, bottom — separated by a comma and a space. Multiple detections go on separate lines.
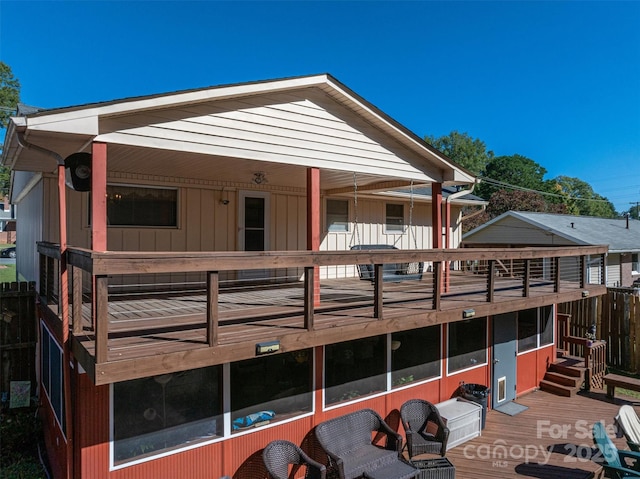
479, 176, 614, 204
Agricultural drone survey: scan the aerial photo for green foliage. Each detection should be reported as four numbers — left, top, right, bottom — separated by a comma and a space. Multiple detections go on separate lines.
477, 154, 549, 199
550, 176, 617, 218
0, 409, 47, 479
0, 62, 20, 199
0, 61, 20, 129
425, 131, 494, 175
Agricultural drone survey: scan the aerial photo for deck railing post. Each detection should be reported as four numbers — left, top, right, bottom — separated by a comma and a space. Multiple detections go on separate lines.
72, 266, 83, 335
554, 257, 561, 292
94, 275, 109, 364
433, 261, 441, 310
207, 271, 219, 346
580, 255, 587, 288
374, 263, 383, 319
523, 259, 530, 297
487, 260, 495, 302
304, 266, 315, 330
602, 253, 607, 285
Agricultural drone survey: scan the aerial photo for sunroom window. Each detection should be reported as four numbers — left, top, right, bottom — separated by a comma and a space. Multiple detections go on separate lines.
113, 366, 222, 464
447, 318, 487, 373
391, 326, 441, 387
230, 350, 313, 432
41, 325, 64, 433
518, 306, 554, 352
325, 337, 386, 406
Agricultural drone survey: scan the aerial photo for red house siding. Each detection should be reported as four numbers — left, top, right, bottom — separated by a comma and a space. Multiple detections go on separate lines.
61, 316, 554, 479
516, 344, 554, 395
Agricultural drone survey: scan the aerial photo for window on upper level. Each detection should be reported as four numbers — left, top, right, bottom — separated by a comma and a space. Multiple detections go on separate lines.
385, 203, 404, 233
90, 184, 178, 227
326, 199, 349, 232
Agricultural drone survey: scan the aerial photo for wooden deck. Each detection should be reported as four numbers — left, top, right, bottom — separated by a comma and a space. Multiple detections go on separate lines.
441, 388, 638, 479
71, 274, 593, 362
36, 244, 608, 383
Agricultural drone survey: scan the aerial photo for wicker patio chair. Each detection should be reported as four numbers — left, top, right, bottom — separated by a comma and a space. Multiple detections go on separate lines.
400, 399, 449, 458
263, 440, 326, 479
314, 408, 412, 479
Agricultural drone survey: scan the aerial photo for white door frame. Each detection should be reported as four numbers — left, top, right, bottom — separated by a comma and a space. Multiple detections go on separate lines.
238, 190, 270, 279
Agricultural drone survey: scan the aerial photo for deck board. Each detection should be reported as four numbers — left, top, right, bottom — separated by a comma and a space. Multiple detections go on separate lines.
68, 272, 593, 371
439, 388, 636, 478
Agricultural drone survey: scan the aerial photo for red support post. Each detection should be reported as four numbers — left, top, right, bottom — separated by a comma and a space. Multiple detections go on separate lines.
91, 142, 108, 252
307, 167, 321, 307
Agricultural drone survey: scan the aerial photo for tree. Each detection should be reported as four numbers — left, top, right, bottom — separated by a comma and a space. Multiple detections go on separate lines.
425, 131, 494, 175
0, 62, 20, 198
477, 154, 550, 200
0, 62, 20, 129
486, 189, 548, 218
551, 176, 617, 218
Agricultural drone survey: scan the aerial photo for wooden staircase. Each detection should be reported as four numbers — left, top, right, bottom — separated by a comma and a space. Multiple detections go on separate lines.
541, 313, 607, 397
539, 354, 586, 397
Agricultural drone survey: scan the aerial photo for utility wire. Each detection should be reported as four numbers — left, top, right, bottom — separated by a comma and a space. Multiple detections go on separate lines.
479, 176, 614, 204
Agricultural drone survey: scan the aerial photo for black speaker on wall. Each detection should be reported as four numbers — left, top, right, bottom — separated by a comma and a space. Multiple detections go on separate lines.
64, 152, 92, 192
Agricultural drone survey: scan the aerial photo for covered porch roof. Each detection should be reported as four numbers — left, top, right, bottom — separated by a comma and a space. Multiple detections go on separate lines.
2, 74, 476, 197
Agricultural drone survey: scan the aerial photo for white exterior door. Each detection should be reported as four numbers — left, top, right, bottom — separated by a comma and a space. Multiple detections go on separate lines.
238, 191, 270, 279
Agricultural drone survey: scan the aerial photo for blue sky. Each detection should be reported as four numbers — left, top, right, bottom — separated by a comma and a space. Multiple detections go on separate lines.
1, 0, 639, 213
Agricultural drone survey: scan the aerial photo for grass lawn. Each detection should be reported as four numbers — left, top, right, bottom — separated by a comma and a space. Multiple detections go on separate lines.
607, 367, 640, 400
0, 243, 19, 283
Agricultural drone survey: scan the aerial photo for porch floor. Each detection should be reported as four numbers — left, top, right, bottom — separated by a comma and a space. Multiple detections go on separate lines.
68, 272, 584, 363
439, 387, 635, 479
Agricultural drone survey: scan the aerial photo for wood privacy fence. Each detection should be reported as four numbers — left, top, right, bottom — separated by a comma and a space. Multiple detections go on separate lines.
0, 282, 37, 407
559, 288, 640, 372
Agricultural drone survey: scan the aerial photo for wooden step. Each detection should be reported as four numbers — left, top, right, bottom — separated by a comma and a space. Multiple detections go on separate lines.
548, 362, 585, 378
544, 371, 581, 388
539, 379, 575, 397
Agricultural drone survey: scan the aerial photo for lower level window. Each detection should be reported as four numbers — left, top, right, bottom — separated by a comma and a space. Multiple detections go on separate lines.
391, 326, 441, 386
113, 366, 222, 464
447, 318, 487, 373
230, 350, 313, 432
325, 337, 386, 405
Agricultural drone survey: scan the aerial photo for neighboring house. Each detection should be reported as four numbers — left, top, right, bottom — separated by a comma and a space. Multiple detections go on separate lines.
1, 74, 606, 479
0, 196, 17, 244
462, 211, 640, 287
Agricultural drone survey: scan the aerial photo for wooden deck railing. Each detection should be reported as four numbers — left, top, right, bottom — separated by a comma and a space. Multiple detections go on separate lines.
37, 243, 608, 366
